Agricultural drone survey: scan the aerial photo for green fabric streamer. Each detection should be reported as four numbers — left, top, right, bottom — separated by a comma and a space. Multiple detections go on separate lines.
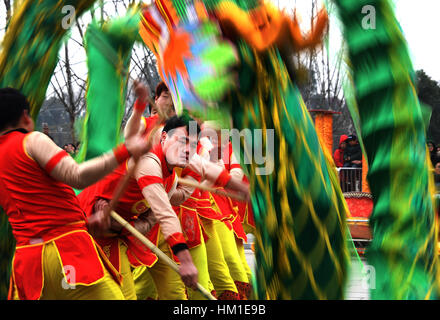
0, 0, 96, 120
77, 8, 140, 163
0, 209, 14, 300
333, 0, 440, 299
223, 42, 349, 299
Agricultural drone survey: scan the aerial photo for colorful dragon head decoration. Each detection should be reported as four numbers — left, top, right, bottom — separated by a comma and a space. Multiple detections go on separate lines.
139, 0, 328, 117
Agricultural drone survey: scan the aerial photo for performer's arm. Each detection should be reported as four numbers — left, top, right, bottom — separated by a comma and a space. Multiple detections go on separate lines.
135, 155, 198, 289
133, 209, 157, 235
88, 199, 157, 238
26, 131, 146, 190
187, 153, 231, 186
229, 150, 244, 180
169, 181, 197, 206
124, 80, 149, 139
135, 155, 186, 247
124, 99, 147, 139
169, 168, 201, 206
187, 154, 250, 201
169, 156, 234, 206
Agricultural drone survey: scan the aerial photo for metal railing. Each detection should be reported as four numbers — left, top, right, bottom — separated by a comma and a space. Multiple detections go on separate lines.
337, 167, 363, 192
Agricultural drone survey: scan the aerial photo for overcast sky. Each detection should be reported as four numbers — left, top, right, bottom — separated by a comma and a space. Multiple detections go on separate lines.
278, 0, 440, 81
0, 0, 439, 82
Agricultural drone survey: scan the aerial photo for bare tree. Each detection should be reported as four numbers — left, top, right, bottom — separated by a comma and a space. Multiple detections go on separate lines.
285, 0, 346, 112
280, 1, 353, 148
51, 0, 161, 133
50, 43, 87, 143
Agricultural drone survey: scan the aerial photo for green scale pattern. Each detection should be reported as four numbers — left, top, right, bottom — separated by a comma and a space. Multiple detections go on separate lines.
222, 42, 349, 299
333, 0, 440, 299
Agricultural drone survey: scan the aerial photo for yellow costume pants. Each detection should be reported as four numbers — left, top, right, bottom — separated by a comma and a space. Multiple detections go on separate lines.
133, 232, 187, 300
133, 225, 213, 300
185, 224, 212, 300
236, 237, 253, 288
13, 241, 125, 300
214, 220, 249, 284
201, 217, 238, 296
132, 265, 158, 300
118, 241, 137, 300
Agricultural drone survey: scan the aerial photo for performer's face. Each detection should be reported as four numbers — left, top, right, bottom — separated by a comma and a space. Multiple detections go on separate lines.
162, 126, 195, 168
154, 90, 175, 117
436, 162, 440, 175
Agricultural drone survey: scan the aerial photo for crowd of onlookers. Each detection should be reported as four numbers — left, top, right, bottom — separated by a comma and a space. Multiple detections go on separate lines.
334, 136, 440, 192
62, 142, 80, 156
333, 134, 362, 168
332, 134, 363, 192
427, 141, 440, 190
41, 123, 80, 157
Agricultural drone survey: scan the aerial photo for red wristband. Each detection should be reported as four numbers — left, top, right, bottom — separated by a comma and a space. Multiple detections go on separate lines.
214, 169, 232, 188
113, 144, 131, 164
166, 232, 187, 248
134, 98, 147, 112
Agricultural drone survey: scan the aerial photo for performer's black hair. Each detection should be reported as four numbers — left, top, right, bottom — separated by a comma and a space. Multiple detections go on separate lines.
155, 81, 169, 99
162, 112, 201, 137
0, 88, 30, 132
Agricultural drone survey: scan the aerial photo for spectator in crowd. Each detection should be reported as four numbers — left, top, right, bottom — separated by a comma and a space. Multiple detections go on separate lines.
333, 134, 348, 168
76, 142, 81, 155
63, 143, 76, 156
434, 162, 440, 190
343, 134, 362, 168
42, 122, 54, 141
427, 141, 439, 166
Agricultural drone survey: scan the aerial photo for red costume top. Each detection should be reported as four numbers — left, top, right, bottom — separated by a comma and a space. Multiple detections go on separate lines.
172, 166, 210, 249
210, 142, 256, 241
78, 143, 184, 271
222, 143, 255, 234
0, 130, 120, 300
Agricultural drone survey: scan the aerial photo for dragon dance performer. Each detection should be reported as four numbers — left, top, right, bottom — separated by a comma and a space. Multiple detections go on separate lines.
79, 112, 249, 300
222, 142, 255, 298
171, 168, 214, 300
170, 124, 248, 300
129, 81, 242, 300
124, 81, 176, 141
127, 81, 235, 300
0, 88, 151, 300
194, 132, 242, 300
203, 121, 252, 300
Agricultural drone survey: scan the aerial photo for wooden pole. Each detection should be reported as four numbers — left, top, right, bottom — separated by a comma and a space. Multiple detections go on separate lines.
110, 210, 217, 300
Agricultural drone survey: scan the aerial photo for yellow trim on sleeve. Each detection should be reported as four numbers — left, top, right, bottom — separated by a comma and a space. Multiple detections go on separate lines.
22, 133, 35, 162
